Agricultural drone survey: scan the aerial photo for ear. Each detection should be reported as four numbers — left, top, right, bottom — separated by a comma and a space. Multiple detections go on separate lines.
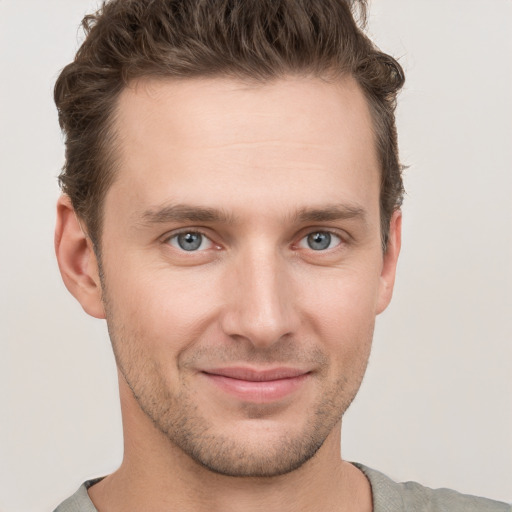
55, 195, 105, 319
376, 210, 402, 314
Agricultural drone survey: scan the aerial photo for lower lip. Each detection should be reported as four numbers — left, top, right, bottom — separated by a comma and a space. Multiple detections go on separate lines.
202, 373, 309, 403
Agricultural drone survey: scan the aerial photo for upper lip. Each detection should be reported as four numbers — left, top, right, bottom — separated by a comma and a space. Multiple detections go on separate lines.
202, 367, 310, 382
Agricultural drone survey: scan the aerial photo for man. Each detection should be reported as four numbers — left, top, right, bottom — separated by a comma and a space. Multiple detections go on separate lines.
52, 0, 510, 511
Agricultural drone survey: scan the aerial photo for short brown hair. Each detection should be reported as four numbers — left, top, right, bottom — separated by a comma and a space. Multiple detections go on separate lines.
55, 0, 404, 249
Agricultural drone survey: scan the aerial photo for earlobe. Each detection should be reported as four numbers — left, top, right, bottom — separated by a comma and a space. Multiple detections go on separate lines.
376, 210, 402, 315
55, 195, 106, 319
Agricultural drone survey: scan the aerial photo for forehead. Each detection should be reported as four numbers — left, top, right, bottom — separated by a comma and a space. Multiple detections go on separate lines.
106, 75, 380, 225
115, 75, 376, 156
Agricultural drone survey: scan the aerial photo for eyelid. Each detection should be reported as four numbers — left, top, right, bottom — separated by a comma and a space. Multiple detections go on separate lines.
163, 228, 218, 252
160, 226, 349, 253
295, 227, 348, 247
297, 230, 342, 250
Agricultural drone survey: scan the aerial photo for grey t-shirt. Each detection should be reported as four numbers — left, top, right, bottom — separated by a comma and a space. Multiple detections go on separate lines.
53, 464, 511, 511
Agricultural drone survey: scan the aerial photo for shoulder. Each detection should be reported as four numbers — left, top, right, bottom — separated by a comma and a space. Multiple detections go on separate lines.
53, 478, 102, 512
353, 463, 511, 512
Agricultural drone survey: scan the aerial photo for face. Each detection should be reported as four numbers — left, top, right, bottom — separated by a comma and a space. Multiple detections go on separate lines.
91, 76, 400, 477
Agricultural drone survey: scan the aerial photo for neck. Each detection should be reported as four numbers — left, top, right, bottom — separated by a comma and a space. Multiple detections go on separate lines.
88, 381, 372, 512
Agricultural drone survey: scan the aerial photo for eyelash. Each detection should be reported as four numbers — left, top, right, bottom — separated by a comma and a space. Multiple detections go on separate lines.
297, 231, 343, 251
165, 230, 217, 252
164, 228, 346, 254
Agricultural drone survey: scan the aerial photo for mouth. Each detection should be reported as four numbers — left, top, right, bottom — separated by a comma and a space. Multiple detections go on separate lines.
200, 367, 311, 403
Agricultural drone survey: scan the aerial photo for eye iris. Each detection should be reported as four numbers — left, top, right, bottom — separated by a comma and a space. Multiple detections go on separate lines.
177, 232, 202, 251
307, 232, 331, 250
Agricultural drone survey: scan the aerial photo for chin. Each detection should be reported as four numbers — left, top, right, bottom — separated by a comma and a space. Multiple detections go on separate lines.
180, 426, 327, 478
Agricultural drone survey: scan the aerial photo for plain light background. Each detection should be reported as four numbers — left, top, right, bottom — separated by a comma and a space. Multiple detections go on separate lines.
1, 1, 511, 510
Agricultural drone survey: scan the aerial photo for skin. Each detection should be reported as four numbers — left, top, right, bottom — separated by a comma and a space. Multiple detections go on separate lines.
55, 75, 401, 512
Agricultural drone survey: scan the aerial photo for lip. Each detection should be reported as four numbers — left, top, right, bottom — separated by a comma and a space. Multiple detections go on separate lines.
201, 367, 311, 403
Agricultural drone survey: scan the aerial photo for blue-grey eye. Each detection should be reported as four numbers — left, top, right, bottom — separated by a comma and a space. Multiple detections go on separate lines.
299, 231, 341, 251
169, 232, 212, 251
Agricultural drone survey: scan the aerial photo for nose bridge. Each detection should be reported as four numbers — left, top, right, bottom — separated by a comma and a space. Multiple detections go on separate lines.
221, 241, 298, 347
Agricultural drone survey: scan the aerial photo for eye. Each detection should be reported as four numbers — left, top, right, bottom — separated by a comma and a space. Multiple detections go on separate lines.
167, 231, 213, 252
299, 231, 342, 251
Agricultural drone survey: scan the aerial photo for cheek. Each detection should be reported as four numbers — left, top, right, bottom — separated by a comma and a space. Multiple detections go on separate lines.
302, 265, 381, 323
103, 257, 223, 351
300, 268, 380, 357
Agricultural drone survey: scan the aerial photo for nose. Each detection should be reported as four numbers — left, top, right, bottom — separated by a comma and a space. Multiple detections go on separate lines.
220, 244, 299, 349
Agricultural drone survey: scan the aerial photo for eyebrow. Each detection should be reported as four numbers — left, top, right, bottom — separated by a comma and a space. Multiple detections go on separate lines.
140, 204, 236, 225
138, 202, 367, 226
292, 204, 367, 224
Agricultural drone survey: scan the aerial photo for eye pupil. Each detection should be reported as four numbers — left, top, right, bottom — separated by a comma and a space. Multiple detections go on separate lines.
177, 232, 202, 251
307, 232, 331, 250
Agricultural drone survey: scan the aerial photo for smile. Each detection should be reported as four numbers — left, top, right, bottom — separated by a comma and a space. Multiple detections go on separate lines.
201, 367, 311, 403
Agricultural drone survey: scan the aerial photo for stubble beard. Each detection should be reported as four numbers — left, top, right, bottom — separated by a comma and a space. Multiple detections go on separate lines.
124, 359, 360, 477
102, 292, 372, 478
119, 361, 360, 478
124, 368, 348, 477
